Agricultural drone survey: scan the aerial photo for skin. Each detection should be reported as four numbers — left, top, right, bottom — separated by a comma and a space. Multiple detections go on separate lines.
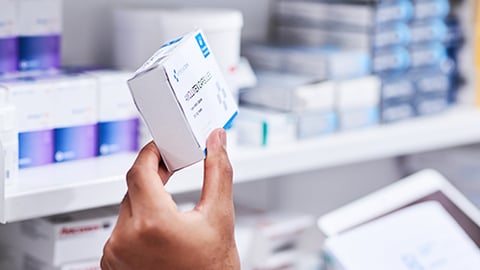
101, 129, 240, 270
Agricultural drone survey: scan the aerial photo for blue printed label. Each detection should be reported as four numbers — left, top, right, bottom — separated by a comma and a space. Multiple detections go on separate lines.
195, 33, 210, 58
19, 130, 55, 169
54, 125, 98, 162
98, 118, 140, 156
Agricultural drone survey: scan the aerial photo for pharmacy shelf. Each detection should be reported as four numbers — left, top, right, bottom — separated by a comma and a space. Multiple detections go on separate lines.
2, 106, 480, 223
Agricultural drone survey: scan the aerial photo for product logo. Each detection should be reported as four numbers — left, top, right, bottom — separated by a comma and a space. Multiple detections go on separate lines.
172, 63, 190, 83
59, 222, 111, 237
195, 33, 210, 58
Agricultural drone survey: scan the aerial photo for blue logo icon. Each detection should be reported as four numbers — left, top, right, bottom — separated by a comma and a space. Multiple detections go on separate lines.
173, 69, 179, 82
195, 33, 210, 58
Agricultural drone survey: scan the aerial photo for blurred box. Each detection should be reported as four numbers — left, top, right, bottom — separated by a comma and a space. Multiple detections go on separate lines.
0, 0, 18, 74
240, 71, 336, 113
413, 0, 450, 20
337, 76, 381, 130
113, 7, 243, 73
51, 74, 98, 163
18, 0, 62, 71
86, 70, 140, 156
14, 206, 117, 267
236, 107, 296, 147
0, 76, 55, 168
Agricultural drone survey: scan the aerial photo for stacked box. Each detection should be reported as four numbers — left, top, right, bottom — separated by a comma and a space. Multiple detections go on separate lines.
0, 76, 55, 168
0, 0, 18, 74
18, 0, 62, 71
86, 70, 140, 156
0, 206, 117, 269
238, 71, 337, 141
273, 0, 456, 124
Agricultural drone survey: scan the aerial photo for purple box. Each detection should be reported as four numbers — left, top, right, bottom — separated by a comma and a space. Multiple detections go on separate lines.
98, 118, 140, 156
18, 35, 60, 71
19, 129, 55, 169
54, 124, 98, 163
0, 37, 18, 74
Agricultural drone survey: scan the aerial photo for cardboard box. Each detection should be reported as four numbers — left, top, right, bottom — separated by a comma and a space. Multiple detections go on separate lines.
14, 206, 118, 266
128, 30, 238, 171
18, 0, 62, 70
52, 74, 98, 163
87, 70, 139, 156
0, 0, 18, 74
337, 76, 381, 130
0, 76, 55, 168
240, 71, 336, 112
236, 107, 296, 147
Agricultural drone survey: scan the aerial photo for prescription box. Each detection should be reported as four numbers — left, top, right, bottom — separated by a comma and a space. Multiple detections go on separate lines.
14, 206, 118, 267
128, 30, 238, 172
51, 74, 98, 163
87, 70, 139, 156
236, 107, 296, 147
337, 76, 381, 130
0, 77, 55, 168
0, 0, 18, 74
240, 71, 336, 112
18, 0, 62, 71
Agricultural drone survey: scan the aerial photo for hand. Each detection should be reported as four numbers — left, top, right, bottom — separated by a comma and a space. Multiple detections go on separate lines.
101, 129, 240, 270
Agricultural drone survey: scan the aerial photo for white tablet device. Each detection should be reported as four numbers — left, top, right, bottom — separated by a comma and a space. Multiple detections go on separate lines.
318, 169, 480, 247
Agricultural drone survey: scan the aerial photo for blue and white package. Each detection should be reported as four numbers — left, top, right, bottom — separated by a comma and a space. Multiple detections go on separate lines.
327, 49, 371, 79
374, 46, 411, 74
415, 94, 449, 116
0, 0, 18, 74
87, 70, 140, 156
381, 73, 416, 102
375, 23, 411, 48
409, 68, 452, 96
242, 43, 330, 79
413, 0, 450, 20
240, 71, 337, 113
381, 101, 416, 123
410, 20, 448, 44
337, 76, 381, 130
409, 43, 448, 68
129, 30, 238, 172
0, 77, 55, 168
296, 110, 337, 139
52, 74, 98, 163
235, 107, 296, 147
18, 0, 62, 71
376, 0, 414, 24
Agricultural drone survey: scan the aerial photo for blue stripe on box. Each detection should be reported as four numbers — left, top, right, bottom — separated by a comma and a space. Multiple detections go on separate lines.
223, 111, 238, 130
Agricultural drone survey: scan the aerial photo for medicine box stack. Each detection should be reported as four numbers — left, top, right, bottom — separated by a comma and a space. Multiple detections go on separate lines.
0, 206, 118, 269
238, 71, 337, 142
0, 0, 18, 74
86, 70, 139, 156
272, 0, 456, 124
0, 76, 55, 168
0, 70, 140, 170
17, 0, 62, 71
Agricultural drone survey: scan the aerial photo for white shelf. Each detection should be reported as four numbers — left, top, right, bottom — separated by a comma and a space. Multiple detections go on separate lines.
2, 107, 480, 223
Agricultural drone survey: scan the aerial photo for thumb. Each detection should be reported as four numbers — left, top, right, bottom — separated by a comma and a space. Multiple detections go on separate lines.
197, 128, 234, 212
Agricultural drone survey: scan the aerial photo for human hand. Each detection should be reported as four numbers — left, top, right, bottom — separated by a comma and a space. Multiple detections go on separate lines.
101, 129, 240, 270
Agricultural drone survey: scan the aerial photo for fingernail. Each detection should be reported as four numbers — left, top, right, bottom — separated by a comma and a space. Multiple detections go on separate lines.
218, 129, 227, 147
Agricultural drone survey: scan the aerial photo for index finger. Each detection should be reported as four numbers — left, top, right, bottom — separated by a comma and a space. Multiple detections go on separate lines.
126, 142, 173, 215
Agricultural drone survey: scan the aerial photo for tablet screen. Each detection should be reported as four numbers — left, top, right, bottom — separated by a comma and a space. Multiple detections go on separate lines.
345, 191, 480, 247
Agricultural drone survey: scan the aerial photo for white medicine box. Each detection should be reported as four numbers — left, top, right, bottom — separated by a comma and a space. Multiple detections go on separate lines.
128, 29, 238, 172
